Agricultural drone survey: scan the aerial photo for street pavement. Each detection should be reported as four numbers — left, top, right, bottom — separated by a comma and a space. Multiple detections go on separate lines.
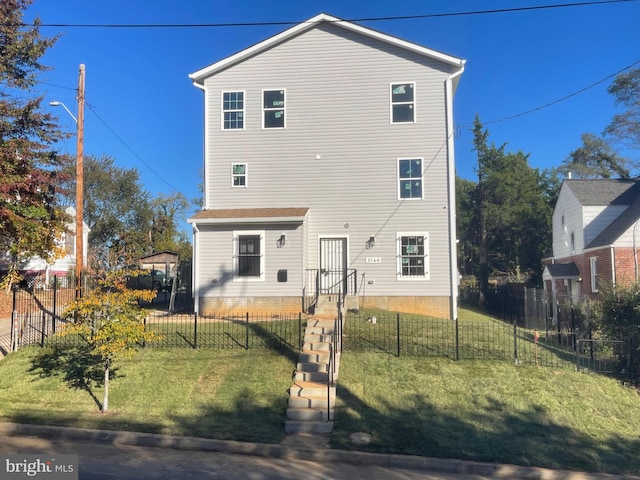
0, 423, 637, 480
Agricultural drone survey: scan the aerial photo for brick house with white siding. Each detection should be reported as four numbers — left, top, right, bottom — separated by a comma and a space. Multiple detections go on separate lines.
187, 13, 466, 319
543, 179, 640, 310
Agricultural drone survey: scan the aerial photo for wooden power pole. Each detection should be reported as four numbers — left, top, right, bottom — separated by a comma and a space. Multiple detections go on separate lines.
75, 64, 85, 297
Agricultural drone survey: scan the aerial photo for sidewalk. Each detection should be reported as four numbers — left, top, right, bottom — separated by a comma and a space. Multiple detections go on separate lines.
0, 423, 637, 480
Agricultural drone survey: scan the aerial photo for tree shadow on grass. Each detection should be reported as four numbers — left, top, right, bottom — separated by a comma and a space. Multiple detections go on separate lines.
331, 360, 640, 475
28, 345, 120, 411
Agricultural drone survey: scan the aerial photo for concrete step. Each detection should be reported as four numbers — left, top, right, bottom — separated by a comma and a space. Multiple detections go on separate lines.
305, 326, 335, 336
285, 420, 334, 434
307, 319, 337, 329
288, 395, 335, 409
290, 380, 334, 397
299, 350, 331, 364
304, 333, 334, 343
296, 362, 328, 373
294, 370, 329, 382
286, 407, 332, 422
302, 341, 331, 352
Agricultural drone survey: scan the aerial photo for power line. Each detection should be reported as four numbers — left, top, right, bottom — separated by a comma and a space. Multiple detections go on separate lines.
461, 59, 640, 128
14, 0, 638, 29
85, 102, 181, 193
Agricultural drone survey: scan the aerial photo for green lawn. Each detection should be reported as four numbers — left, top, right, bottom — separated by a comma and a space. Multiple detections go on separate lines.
1, 307, 639, 475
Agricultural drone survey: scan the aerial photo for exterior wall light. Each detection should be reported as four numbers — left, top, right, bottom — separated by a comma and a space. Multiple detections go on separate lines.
277, 233, 286, 248
366, 235, 375, 249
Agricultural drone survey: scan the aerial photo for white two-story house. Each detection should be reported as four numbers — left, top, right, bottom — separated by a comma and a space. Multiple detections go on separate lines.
188, 13, 466, 319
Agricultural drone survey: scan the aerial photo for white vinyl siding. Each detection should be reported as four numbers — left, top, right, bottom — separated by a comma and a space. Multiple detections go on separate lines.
201, 23, 454, 297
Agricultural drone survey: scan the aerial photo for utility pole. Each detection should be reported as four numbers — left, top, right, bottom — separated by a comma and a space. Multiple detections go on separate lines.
75, 64, 85, 298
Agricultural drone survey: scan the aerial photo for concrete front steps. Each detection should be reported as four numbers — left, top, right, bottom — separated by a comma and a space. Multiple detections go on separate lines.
285, 318, 340, 434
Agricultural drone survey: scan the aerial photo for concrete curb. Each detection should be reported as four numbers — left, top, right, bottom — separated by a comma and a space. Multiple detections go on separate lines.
0, 422, 637, 480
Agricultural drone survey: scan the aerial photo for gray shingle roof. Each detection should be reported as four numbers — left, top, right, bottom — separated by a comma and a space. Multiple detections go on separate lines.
544, 262, 580, 278
565, 179, 640, 206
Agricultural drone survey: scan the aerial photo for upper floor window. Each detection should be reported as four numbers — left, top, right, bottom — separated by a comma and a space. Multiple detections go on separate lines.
590, 257, 598, 293
570, 231, 575, 251
232, 163, 247, 187
391, 83, 415, 123
398, 158, 423, 200
222, 91, 244, 130
397, 233, 429, 279
263, 90, 285, 128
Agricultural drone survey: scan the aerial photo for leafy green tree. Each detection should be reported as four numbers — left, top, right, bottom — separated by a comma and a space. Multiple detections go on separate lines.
0, 0, 69, 282
605, 67, 640, 152
562, 133, 630, 179
466, 116, 553, 305
62, 271, 158, 412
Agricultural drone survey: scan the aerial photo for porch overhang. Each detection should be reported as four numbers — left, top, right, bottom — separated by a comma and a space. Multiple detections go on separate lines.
542, 262, 580, 281
188, 207, 309, 225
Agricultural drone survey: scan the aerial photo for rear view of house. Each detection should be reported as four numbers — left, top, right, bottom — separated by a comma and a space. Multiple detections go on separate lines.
188, 13, 465, 319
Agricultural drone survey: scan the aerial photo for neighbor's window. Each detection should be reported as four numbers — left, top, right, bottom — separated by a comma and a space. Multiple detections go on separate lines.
398, 158, 423, 199
235, 232, 264, 279
391, 83, 415, 123
570, 231, 575, 251
232, 163, 247, 187
222, 91, 244, 130
263, 90, 285, 128
397, 233, 429, 279
590, 257, 598, 293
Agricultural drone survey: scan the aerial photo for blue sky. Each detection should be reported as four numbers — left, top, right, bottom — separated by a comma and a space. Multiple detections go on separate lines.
25, 0, 640, 229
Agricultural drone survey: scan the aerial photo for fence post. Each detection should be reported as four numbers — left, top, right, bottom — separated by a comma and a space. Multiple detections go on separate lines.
143, 316, 147, 348
40, 311, 46, 347
298, 312, 302, 351
52, 276, 57, 334
396, 313, 401, 357
193, 312, 198, 349
513, 322, 518, 364
10, 288, 17, 352
245, 312, 249, 350
455, 319, 460, 361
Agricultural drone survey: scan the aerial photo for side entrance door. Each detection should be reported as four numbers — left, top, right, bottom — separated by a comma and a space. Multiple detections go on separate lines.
319, 237, 347, 295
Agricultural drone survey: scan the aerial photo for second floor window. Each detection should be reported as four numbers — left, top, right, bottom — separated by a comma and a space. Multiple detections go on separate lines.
222, 91, 244, 130
398, 158, 423, 199
391, 82, 415, 123
263, 90, 285, 128
232, 163, 247, 187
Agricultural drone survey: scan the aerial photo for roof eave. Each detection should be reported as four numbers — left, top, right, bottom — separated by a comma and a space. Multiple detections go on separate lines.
188, 216, 307, 225
189, 12, 465, 86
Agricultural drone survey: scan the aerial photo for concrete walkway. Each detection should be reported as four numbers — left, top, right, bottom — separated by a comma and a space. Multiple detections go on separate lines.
0, 423, 636, 480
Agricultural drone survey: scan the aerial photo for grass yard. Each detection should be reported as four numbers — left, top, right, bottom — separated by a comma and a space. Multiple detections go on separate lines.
0, 347, 293, 443
1, 306, 639, 475
332, 353, 640, 474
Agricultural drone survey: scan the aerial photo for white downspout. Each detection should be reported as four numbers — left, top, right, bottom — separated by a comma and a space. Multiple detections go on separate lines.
445, 62, 465, 321
192, 223, 200, 314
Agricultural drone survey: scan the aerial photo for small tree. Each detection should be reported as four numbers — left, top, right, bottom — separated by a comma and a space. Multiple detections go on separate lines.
62, 271, 158, 412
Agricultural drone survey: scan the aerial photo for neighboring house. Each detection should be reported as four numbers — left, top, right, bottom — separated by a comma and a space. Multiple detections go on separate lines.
543, 178, 640, 309
188, 13, 466, 319
0, 206, 90, 286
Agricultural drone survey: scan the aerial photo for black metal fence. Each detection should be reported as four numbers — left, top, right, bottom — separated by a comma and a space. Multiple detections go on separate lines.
342, 311, 633, 379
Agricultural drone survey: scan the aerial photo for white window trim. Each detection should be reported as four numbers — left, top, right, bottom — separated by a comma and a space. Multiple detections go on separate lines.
396, 232, 430, 280
231, 163, 247, 188
262, 89, 286, 129
397, 157, 424, 200
221, 90, 246, 131
233, 230, 265, 281
590, 257, 598, 293
390, 81, 416, 124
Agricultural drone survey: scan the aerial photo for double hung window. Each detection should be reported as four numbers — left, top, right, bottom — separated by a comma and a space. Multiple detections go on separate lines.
222, 91, 244, 130
398, 158, 423, 200
263, 90, 285, 128
232, 163, 247, 187
391, 83, 415, 123
235, 233, 264, 279
397, 233, 429, 279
